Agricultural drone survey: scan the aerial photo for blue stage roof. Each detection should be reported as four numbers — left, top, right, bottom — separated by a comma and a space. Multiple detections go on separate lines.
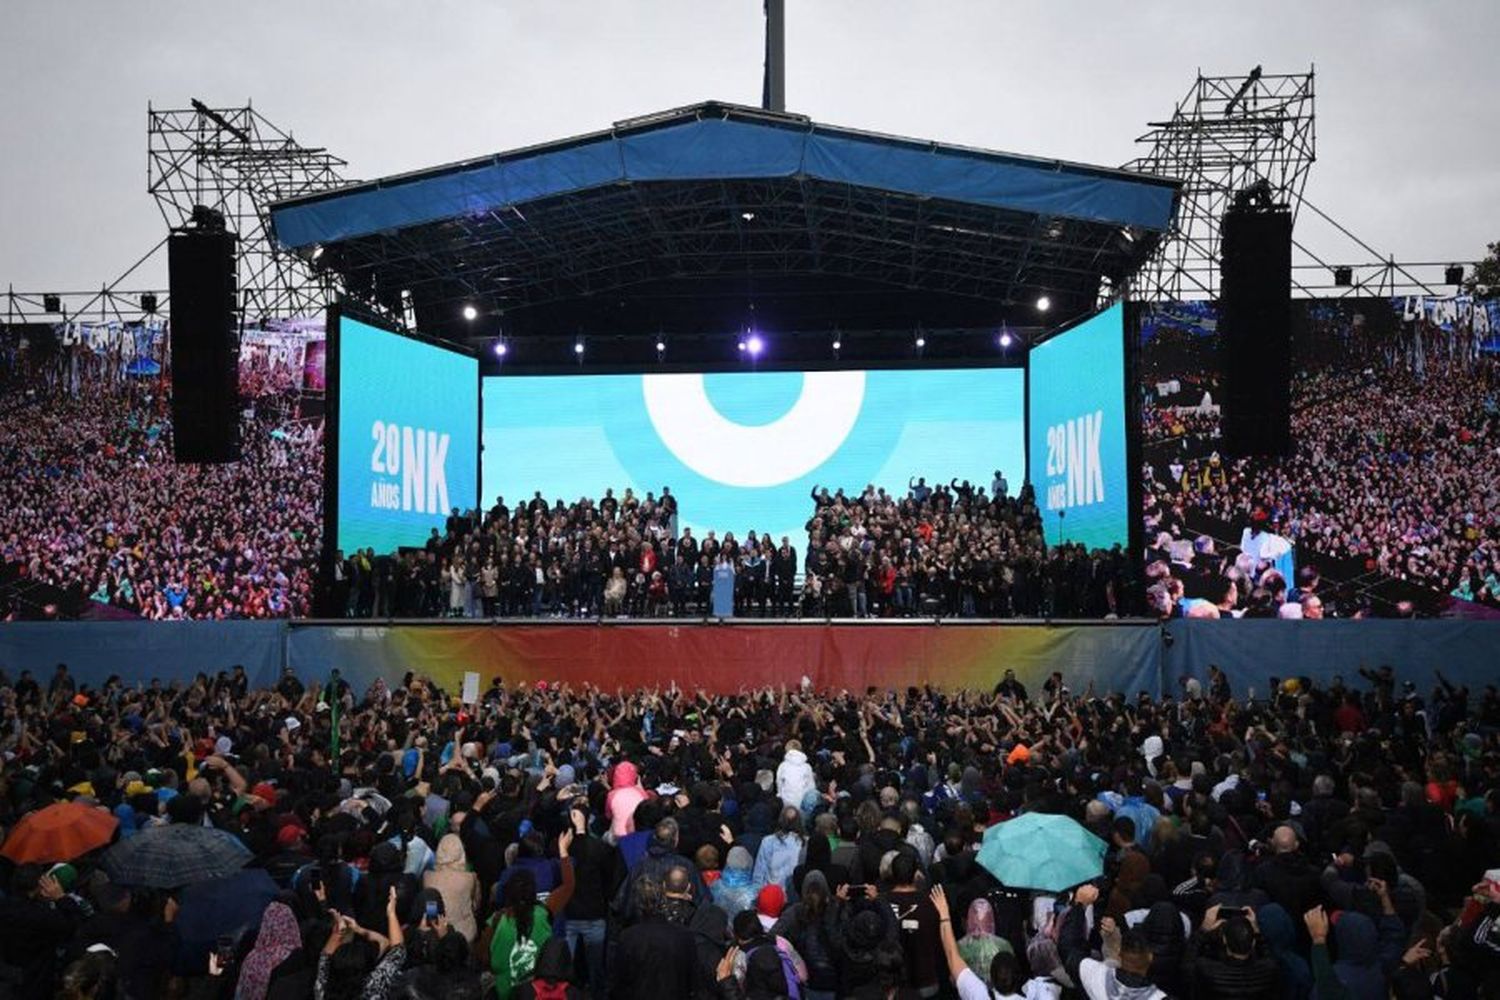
270, 102, 1179, 340
271, 103, 1177, 250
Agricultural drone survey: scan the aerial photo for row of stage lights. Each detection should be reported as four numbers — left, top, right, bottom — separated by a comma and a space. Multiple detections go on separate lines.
463, 295, 1046, 362
482, 328, 1023, 361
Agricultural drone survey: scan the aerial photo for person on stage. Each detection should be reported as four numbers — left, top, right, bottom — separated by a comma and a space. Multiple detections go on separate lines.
711, 553, 737, 618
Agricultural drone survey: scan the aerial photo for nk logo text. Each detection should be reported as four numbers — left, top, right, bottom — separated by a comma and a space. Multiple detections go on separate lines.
368, 420, 450, 513
1043, 411, 1105, 511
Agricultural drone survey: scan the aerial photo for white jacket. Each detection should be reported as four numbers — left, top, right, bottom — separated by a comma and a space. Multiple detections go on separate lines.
776, 749, 815, 810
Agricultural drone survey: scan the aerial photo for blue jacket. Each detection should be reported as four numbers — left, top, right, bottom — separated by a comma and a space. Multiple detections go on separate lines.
752, 833, 803, 890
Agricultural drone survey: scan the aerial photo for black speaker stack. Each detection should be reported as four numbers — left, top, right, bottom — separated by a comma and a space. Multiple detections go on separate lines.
168, 207, 241, 463
1220, 196, 1293, 458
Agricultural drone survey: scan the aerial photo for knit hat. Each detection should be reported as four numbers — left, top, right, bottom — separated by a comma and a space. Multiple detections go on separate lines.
555, 764, 576, 788
756, 884, 786, 918
47, 863, 77, 892
1006, 744, 1031, 766
726, 846, 753, 871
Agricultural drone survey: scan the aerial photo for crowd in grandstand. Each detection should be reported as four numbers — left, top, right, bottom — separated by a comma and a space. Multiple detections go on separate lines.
1164, 358, 1500, 610
2, 660, 1499, 999
0, 368, 323, 621
1140, 403, 1221, 452
338, 479, 1136, 621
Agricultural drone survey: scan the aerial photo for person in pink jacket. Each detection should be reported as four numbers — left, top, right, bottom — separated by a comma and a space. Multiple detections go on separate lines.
605, 760, 649, 840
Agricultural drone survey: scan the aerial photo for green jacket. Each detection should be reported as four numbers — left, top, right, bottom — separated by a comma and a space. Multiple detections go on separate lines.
489, 904, 552, 1000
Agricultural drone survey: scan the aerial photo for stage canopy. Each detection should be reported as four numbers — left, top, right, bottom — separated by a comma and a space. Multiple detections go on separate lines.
269, 102, 1179, 340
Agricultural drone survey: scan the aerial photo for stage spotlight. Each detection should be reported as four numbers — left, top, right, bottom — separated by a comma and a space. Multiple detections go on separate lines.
998, 331, 1014, 349
140, 293, 158, 314
746, 334, 764, 356
1445, 265, 1465, 286
832, 338, 842, 351
914, 335, 926, 349
1333, 266, 1353, 287
1035, 295, 1051, 313
573, 339, 585, 356
43, 294, 61, 313
462, 304, 478, 321
741, 211, 756, 222
655, 339, 666, 354
493, 340, 507, 358
737, 339, 747, 352
311, 244, 325, 262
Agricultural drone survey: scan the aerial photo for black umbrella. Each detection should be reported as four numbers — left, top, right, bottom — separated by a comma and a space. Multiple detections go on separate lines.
101, 823, 251, 888
174, 868, 280, 972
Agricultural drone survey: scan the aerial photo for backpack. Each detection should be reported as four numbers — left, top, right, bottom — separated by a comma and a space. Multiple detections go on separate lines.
529, 979, 570, 1000
747, 943, 802, 1000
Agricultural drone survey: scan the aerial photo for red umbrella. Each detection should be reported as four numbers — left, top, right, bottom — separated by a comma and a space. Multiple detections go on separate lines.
2, 801, 119, 863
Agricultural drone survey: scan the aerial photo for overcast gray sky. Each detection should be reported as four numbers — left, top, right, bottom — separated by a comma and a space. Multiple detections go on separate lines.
2, 1, 1495, 294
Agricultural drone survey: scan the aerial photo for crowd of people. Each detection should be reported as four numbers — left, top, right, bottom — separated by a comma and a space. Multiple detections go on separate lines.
800, 480, 1132, 620
2, 659, 1500, 1000
0, 368, 324, 621
1168, 358, 1500, 610
338, 478, 1136, 621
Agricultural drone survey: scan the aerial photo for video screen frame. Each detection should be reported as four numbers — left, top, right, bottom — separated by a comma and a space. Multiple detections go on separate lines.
322, 303, 482, 575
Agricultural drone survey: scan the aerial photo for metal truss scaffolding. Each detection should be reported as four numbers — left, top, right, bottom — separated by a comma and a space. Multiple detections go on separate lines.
1126, 67, 1316, 300
148, 100, 349, 321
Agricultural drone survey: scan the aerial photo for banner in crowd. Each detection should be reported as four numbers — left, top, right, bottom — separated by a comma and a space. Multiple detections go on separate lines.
1394, 293, 1500, 353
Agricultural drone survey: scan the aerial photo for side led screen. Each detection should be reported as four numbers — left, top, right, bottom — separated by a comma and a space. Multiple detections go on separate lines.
1027, 303, 1129, 549
334, 316, 478, 554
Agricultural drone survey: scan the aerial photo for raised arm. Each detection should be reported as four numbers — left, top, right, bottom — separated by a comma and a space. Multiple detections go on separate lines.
385, 886, 404, 949
930, 886, 969, 986
545, 831, 576, 917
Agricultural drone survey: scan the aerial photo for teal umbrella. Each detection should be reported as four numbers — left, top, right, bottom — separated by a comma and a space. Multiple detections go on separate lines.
976, 812, 1106, 892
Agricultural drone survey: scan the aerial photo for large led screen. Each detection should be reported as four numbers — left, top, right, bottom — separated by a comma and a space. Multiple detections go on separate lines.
334, 316, 479, 554
1027, 303, 1129, 550
483, 367, 1024, 549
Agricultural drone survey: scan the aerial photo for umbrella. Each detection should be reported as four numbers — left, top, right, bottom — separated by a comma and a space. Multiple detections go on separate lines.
177, 868, 278, 946
174, 868, 279, 974
1, 802, 119, 863
101, 823, 251, 888
976, 811, 1106, 893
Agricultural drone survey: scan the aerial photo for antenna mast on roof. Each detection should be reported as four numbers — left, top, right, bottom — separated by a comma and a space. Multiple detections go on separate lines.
762, 0, 785, 112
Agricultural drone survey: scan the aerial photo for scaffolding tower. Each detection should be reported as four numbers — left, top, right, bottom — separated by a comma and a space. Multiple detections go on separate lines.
148, 100, 349, 321
1126, 67, 1316, 300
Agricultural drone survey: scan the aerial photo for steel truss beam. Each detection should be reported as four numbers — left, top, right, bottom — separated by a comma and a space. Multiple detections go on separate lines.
1125, 67, 1316, 301
148, 100, 349, 321
318, 174, 1154, 333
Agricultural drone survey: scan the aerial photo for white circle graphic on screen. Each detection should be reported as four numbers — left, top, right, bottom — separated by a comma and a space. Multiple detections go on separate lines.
641, 371, 866, 487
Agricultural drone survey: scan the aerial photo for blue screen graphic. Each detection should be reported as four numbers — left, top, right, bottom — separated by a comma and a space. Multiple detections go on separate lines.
336, 317, 478, 554
1027, 303, 1129, 549
482, 368, 1024, 549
